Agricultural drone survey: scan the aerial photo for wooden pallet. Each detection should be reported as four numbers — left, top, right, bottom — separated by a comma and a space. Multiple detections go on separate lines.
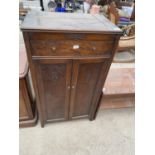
100, 68, 135, 109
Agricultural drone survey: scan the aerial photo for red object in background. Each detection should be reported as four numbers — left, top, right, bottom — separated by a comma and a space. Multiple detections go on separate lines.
90, 5, 101, 14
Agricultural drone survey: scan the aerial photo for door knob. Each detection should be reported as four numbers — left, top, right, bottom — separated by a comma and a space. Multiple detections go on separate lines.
72, 85, 75, 89
93, 47, 96, 51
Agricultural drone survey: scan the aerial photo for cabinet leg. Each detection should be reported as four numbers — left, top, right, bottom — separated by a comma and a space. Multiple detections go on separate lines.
40, 121, 45, 128
41, 124, 44, 128
89, 93, 103, 121
89, 117, 95, 121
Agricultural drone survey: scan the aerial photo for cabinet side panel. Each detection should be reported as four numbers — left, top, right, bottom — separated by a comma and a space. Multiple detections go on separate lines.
19, 79, 33, 121
19, 89, 29, 120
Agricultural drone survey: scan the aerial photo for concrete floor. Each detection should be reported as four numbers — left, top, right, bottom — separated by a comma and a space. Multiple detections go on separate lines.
20, 108, 135, 155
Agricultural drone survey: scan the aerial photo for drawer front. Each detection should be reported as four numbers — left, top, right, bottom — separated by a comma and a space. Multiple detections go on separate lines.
29, 32, 115, 57
30, 40, 114, 57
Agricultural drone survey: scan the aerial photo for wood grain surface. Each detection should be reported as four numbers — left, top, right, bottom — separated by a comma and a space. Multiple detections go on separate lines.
21, 11, 122, 34
21, 12, 122, 127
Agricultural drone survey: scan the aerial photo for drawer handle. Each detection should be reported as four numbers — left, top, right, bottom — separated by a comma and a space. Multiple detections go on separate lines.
93, 47, 96, 51
73, 45, 80, 50
72, 85, 75, 89
52, 47, 56, 50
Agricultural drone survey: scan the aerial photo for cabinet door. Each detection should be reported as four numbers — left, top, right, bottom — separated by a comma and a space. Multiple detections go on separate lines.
69, 58, 110, 119
34, 59, 72, 122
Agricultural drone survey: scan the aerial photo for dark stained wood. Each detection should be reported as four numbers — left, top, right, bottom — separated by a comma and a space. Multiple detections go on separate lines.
19, 50, 37, 127
30, 39, 113, 57
29, 32, 116, 41
22, 32, 45, 127
19, 76, 37, 127
89, 35, 121, 120
19, 79, 33, 121
21, 12, 122, 127
19, 110, 38, 128
69, 58, 109, 119
33, 59, 72, 122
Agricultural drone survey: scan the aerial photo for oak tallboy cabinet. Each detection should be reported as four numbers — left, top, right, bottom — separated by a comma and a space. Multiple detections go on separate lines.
21, 11, 122, 127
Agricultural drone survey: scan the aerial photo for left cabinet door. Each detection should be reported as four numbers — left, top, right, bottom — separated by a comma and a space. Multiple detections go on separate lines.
33, 59, 72, 123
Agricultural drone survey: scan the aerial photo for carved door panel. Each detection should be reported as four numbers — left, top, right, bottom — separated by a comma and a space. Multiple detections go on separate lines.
69, 58, 110, 119
34, 59, 72, 122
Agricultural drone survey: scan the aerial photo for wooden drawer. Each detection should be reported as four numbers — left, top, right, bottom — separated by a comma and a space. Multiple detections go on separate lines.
28, 32, 115, 57
30, 40, 114, 57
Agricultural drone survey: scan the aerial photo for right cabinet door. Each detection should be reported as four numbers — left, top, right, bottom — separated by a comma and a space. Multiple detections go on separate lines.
69, 58, 110, 119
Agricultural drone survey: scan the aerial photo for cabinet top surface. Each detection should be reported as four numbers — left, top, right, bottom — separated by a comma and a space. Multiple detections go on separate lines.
21, 11, 122, 34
